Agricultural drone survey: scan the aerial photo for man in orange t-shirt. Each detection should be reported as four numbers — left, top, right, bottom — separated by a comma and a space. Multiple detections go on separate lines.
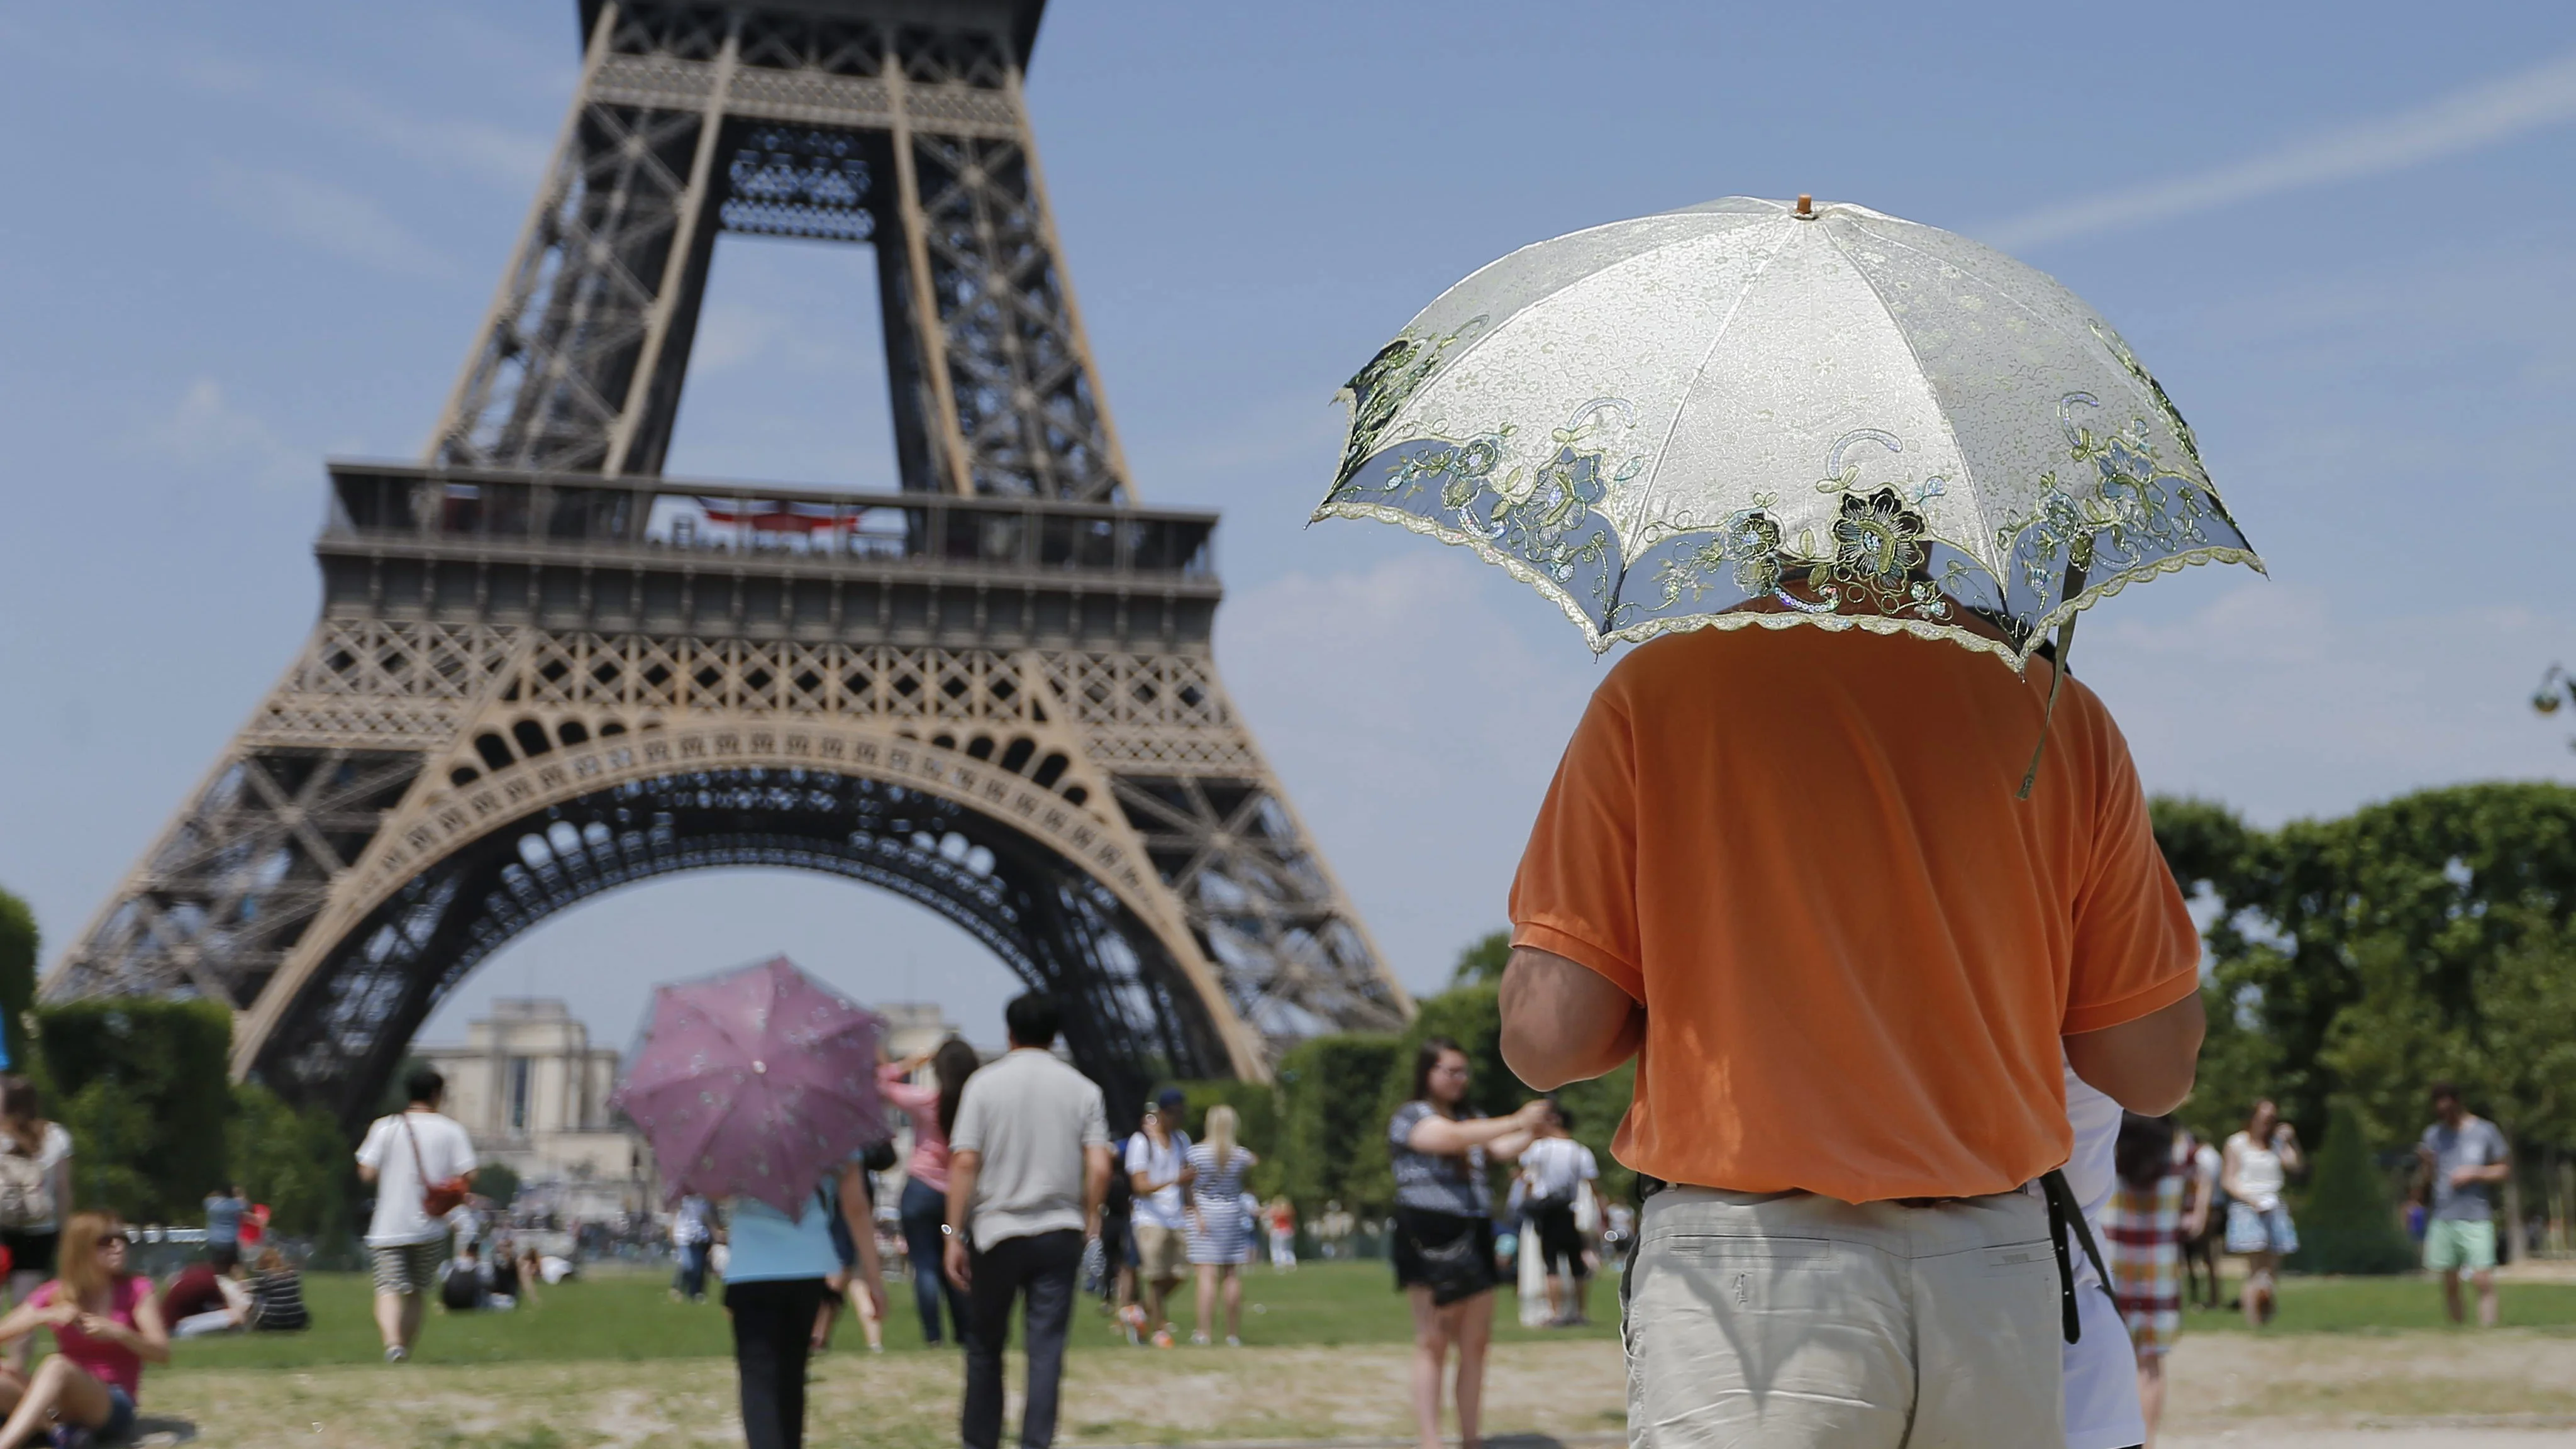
1498, 619, 2204, 1446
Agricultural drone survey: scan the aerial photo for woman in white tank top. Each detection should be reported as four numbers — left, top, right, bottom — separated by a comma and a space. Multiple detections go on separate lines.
2220, 1098, 2304, 1328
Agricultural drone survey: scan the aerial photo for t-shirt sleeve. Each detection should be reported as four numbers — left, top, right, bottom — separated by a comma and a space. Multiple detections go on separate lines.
1508, 680, 1645, 1001
1079, 1085, 1109, 1150
450, 1122, 479, 1176
2478, 1121, 2507, 1162
1388, 1101, 1429, 1152
2062, 693, 2204, 1034
1122, 1135, 1148, 1174
1579, 1146, 1600, 1180
355, 1119, 389, 1169
23, 1283, 52, 1310
948, 1082, 987, 1156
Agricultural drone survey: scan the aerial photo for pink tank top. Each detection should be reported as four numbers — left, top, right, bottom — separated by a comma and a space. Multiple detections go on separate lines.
31, 1277, 152, 1399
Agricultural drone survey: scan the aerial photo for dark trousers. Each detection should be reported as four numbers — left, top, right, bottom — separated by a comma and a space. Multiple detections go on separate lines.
899, 1177, 970, 1345
726, 1277, 829, 1449
962, 1229, 1084, 1449
674, 1241, 709, 1300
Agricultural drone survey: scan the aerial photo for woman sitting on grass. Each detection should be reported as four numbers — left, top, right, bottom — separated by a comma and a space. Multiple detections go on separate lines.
0, 1211, 168, 1447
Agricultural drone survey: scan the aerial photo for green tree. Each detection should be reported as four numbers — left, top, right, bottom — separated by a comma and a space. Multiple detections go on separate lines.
1274, 1033, 1401, 1215
2288, 1101, 2417, 1275
475, 1161, 524, 1210
1450, 930, 1513, 987
226, 1083, 350, 1239
0, 888, 35, 1071
2152, 784, 2576, 1151
37, 999, 236, 1222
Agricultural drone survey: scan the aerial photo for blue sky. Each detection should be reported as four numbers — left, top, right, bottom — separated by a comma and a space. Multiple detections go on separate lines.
3, 1, 2573, 1046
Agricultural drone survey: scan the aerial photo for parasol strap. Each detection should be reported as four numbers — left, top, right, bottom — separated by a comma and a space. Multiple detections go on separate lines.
2016, 557, 2090, 801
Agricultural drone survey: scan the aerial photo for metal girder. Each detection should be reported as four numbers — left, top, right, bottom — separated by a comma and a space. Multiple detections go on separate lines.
51, 0, 1407, 1123
429, 0, 1127, 499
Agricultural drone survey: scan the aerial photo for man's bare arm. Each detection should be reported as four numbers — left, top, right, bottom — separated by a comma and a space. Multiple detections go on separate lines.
1499, 946, 1642, 1091
2063, 991, 2205, 1116
1082, 1144, 1112, 1236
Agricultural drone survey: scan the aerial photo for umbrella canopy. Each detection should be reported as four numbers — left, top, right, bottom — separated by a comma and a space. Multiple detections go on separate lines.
612, 956, 887, 1216
1314, 196, 2260, 667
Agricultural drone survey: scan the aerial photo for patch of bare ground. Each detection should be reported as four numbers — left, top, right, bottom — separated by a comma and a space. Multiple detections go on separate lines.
150, 1341, 1629, 1448
149, 1331, 2576, 1446
2162, 1330, 2576, 1439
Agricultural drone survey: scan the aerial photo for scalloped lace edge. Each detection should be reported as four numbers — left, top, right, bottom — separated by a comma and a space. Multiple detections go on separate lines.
1309, 499, 2267, 673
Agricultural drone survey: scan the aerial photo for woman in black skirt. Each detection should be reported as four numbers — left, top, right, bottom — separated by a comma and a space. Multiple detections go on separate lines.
1387, 1038, 1548, 1449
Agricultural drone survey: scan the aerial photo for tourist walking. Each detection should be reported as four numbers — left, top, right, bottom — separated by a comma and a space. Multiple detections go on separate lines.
1516, 1100, 1599, 1327
1389, 1038, 1547, 1449
944, 993, 1113, 1449
2060, 1064, 2148, 1449
1497, 620, 2207, 1444
882, 1038, 979, 1346
1184, 1105, 1257, 1346
2221, 1099, 2302, 1328
723, 1162, 882, 1449
354, 1067, 477, 1363
0, 1079, 72, 1377
0, 1211, 166, 1448
2418, 1082, 2510, 1327
2105, 1113, 2186, 1446
1264, 1197, 1297, 1272
1122, 1089, 1194, 1348
2178, 1127, 2224, 1311
671, 1194, 715, 1302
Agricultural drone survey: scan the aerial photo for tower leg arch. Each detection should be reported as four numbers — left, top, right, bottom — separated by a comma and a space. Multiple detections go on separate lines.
237, 723, 1263, 1131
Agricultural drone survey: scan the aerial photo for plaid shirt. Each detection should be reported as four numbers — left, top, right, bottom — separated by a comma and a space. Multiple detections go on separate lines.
2102, 1169, 2184, 1354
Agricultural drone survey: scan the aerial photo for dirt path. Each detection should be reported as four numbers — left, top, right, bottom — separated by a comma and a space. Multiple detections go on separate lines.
140, 1331, 2576, 1447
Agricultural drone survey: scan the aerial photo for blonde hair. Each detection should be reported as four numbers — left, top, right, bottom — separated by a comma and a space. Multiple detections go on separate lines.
57, 1212, 127, 1307
1204, 1104, 1239, 1172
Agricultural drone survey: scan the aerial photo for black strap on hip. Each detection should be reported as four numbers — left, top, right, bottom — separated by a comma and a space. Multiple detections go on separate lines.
2039, 1167, 2111, 1345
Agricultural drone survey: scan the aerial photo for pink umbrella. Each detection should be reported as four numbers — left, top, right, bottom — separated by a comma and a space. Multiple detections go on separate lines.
613, 956, 888, 1216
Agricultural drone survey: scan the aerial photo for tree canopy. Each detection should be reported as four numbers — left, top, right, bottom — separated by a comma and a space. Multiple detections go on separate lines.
2153, 782, 2576, 1151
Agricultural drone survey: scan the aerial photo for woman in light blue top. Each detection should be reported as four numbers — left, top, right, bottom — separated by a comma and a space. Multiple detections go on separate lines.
723, 1160, 883, 1449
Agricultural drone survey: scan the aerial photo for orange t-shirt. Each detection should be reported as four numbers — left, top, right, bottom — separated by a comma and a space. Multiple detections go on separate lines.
1508, 623, 2200, 1204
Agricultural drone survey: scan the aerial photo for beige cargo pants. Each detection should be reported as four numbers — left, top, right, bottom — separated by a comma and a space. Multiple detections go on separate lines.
1623, 1185, 2060, 1447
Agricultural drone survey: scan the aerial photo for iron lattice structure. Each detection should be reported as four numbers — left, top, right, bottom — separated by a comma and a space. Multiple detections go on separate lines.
47, 0, 1407, 1128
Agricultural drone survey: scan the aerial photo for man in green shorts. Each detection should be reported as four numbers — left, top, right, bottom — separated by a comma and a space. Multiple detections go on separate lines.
2418, 1082, 2509, 1326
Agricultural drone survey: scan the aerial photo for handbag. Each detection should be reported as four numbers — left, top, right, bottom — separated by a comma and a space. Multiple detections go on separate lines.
402, 1114, 471, 1219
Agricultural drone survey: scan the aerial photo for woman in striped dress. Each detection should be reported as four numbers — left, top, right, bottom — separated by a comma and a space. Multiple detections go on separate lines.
2104, 1113, 2186, 1447
1185, 1106, 1258, 1346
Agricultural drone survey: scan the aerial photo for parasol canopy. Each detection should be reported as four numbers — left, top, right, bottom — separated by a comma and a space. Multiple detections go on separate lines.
612, 955, 887, 1217
1313, 196, 2261, 670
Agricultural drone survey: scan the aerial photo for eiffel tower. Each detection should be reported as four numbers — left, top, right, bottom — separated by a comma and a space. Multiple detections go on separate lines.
45, 0, 1407, 1126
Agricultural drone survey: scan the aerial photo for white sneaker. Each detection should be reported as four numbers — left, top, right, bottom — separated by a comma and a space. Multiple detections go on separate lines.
1189, 1331, 1211, 1346
384, 1345, 408, 1363
1224, 1335, 1241, 1348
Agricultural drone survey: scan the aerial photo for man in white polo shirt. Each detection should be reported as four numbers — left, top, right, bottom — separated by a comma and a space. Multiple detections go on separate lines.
354, 1067, 477, 1363
946, 994, 1113, 1449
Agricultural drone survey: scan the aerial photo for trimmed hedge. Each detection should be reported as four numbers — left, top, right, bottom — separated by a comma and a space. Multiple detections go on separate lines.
1274, 1033, 1402, 1215
0, 891, 34, 1070
2289, 1101, 2418, 1275
38, 998, 238, 1222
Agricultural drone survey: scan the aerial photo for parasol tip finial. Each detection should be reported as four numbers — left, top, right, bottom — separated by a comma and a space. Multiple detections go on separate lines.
1794, 194, 1814, 218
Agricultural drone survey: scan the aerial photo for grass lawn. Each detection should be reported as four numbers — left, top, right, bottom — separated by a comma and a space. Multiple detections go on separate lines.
164, 1261, 2576, 1375
164, 1260, 1616, 1371
2182, 1272, 2576, 1335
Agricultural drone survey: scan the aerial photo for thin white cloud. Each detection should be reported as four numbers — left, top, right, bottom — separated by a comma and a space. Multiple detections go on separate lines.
1988, 49, 2576, 249
145, 379, 308, 490
171, 54, 552, 192
207, 163, 455, 279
